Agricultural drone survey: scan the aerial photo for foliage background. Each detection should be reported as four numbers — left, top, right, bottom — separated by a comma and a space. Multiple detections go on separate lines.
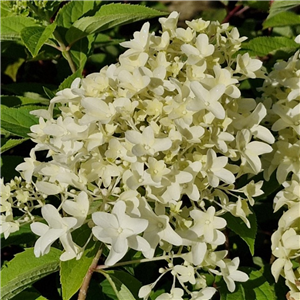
1, 1, 300, 300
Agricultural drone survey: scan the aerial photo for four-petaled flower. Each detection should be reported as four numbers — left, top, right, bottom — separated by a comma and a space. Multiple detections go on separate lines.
92, 201, 150, 265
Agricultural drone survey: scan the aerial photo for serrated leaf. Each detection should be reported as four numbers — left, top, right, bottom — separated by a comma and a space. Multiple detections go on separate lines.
65, 3, 166, 44
20, 23, 56, 57
60, 226, 99, 300
68, 35, 93, 71
99, 270, 136, 300
42, 87, 56, 100
241, 36, 299, 57
263, 11, 300, 29
58, 69, 83, 91
55, 1, 96, 29
1, 247, 62, 300
1, 106, 40, 138
1, 16, 37, 41
217, 268, 275, 300
1, 137, 29, 154
223, 211, 257, 255
268, 1, 300, 19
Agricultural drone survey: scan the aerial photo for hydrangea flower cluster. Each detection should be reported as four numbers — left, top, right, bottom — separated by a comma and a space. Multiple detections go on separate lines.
261, 47, 300, 300
1, 12, 279, 298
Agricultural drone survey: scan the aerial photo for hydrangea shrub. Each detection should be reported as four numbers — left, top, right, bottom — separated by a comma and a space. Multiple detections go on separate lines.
1, 2, 300, 300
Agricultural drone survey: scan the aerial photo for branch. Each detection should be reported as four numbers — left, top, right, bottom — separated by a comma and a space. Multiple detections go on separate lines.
53, 31, 77, 74
78, 245, 103, 300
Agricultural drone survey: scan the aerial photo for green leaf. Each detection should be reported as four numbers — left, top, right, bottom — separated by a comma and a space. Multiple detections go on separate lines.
1, 223, 36, 248
3, 58, 25, 82
223, 211, 257, 255
241, 36, 299, 57
216, 268, 275, 300
1, 247, 62, 300
58, 69, 83, 90
99, 270, 137, 300
20, 23, 56, 57
1, 16, 37, 41
1, 137, 29, 154
241, 1, 269, 12
1, 83, 55, 99
1, 95, 49, 107
69, 36, 93, 71
65, 3, 166, 44
201, 8, 227, 23
9, 288, 47, 300
60, 226, 99, 300
263, 11, 300, 29
43, 87, 56, 100
1, 1, 15, 18
55, 1, 97, 29
268, 1, 300, 19
1, 106, 40, 138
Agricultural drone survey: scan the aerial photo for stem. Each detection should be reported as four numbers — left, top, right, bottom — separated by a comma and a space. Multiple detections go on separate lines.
53, 31, 77, 74
78, 245, 103, 300
222, 5, 243, 24
95, 254, 184, 271
97, 269, 121, 298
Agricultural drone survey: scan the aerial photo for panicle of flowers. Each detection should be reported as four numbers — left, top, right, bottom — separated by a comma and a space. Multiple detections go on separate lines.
0, 12, 276, 299
261, 38, 300, 299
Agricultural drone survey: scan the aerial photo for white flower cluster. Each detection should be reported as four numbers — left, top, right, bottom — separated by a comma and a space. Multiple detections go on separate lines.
262, 48, 300, 300
1, 12, 279, 299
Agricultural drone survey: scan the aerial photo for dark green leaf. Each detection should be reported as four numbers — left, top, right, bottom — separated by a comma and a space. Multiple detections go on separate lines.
1, 137, 29, 154
268, 1, 300, 19
99, 270, 136, 300
20, 23, 56, 57
1, 248, 61, 300
223, 211, 257, 255
42, 87, 56, 100
1, 223, 36, 248
105, 270, 142, 299
69, 36, 93, 71
65, 3, 166, 44
1, 106, 40, 138
1, 95, 49, 107
201, 8, 227, 23
1, 83, 55, 99
0, 156, 24, 181
241, 1, 270, 12
58, 69, 83, 90
10, 288, 47, 300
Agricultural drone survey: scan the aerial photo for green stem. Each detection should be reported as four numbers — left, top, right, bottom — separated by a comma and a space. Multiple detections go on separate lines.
95, 254, 184, 271
53, 31, 77, 74
78, 244, 103, 300
97, 269, 121, 298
